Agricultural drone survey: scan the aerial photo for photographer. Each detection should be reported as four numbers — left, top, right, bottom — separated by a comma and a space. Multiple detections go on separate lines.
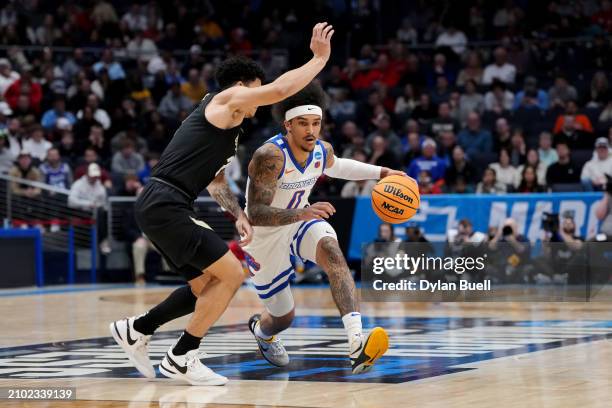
541, 212, 585, 283
487, 218, 531, 283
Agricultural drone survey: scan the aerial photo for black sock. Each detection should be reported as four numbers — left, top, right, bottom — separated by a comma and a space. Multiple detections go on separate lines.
133, 285, 197, 335
172, 330, 202, 355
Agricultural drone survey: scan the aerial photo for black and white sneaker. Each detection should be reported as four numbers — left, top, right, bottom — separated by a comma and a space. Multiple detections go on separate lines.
248, 314, 289, 367
159, 348, 228, 386
109, 316, 155, 378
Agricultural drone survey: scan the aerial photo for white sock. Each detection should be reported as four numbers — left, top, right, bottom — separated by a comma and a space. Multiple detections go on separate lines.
342, 312, 363, 344
254, 321, 273, 341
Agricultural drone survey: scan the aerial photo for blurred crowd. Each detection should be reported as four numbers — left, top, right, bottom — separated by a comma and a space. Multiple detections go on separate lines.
0, 0, 611, 202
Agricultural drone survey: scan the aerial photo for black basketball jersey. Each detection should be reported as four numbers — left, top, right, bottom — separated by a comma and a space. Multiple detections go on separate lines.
151, 93, 241, 199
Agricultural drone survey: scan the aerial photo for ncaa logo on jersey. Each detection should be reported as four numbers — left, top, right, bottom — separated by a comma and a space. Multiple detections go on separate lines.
314, 152, 322, 160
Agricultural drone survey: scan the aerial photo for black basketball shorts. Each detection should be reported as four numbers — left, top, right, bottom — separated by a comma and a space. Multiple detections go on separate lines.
134, 180, 229, 281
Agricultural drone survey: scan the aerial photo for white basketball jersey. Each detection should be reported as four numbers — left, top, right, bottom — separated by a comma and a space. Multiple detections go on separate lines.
246, 133, 327, 212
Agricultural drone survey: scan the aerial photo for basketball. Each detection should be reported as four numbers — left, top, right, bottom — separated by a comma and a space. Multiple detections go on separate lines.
371, 175, 420, 224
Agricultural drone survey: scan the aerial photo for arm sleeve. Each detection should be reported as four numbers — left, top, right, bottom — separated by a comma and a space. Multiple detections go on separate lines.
323, 156, 381, 180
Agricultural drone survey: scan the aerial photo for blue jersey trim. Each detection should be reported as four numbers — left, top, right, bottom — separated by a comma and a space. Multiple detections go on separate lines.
253, 266, 294, 290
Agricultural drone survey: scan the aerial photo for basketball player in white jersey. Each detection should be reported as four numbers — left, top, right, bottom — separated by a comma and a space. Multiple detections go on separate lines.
244, 83, 407, 373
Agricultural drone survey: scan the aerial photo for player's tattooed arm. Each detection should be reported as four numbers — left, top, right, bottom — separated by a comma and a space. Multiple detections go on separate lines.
247, 144, 301, 226
321, 140, 336, 169
207, 170, 244, 220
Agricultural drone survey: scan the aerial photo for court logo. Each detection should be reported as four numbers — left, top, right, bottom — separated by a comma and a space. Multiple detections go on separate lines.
0, 317, 610, 383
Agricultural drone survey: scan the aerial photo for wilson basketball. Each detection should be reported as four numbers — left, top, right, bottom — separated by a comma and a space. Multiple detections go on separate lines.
371, 175, 420, 224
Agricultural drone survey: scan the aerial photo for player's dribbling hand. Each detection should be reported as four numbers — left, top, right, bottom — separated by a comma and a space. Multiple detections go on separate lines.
235, 214, 254, 246
380, 168, 408, 178
310, 22, 334, 61
299, 202, 336, 221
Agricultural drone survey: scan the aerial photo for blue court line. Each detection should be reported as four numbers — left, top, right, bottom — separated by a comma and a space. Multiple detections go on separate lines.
0, 284, 151, 297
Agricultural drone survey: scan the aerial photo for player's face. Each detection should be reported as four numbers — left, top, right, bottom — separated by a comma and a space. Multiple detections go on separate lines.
243, 78, 262, 118
285, 115, 322, 153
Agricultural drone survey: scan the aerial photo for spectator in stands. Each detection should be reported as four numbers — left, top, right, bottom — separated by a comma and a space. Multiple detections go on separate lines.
368, 135, 400, 169
435, 24, 467, 55
181, 68, 206, 104
513, 76, 549, 111
74, 147, 112, 189
111, 139, 144, 176
402, 131, 422, 166
41, 96, 76, 130
581, 138, 612, 190
458, 79, 484, 125
546, 141, 580, 187
394, 84, 417, 118
158, 81, 193, 120
476, 167, 507, 194
329, 89, 357, 123
489, 148, 520, 189
554, 114, 594, 150
411, 93, 437, 126
76, 94, 111, 130
484, 80, 514, 115
493, 117, 512, 153
126, 29, 158, 63
548, 73, 578, 109
482, 47, 516, 85
430, 102, 460, 138
22, 125, 52, 163
138, 152, 160, 185
509, 129, 527, 166
86, 124, 111, 162
588, 71, 610, 108
518, 148, 548, 186
4, 69, 42, 113
418, 169, 442, 195
445, 145, 477, 189
68, 162, 109, 252
538, 131, 559, 167
0, 129, 15, 174
437, 129, 458, 163
431, 75, 451, 106
408, 138, 446, 182
456, 51, 483, 86
68, 163, 106, 210
39, 147, 72, 189
0, 58, 19, 96
367, 113, 401, 155
93, 49, 126, 81
457, 111, 493, 156
517, 165, 545, 193
553, 100, 594, 135
9, 150, 42, 226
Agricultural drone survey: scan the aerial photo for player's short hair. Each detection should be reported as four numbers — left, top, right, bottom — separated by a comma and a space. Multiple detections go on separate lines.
215, 56, 265, 90
273, 81, 327, 122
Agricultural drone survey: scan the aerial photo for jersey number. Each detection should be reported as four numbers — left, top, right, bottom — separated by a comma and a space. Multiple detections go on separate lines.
287, 190, 305, 209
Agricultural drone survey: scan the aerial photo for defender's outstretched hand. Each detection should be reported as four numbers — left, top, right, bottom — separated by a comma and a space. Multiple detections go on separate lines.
310, 22, 334, 61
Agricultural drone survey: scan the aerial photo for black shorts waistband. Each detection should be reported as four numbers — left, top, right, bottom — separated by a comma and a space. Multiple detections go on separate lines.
150, 177, 195, 201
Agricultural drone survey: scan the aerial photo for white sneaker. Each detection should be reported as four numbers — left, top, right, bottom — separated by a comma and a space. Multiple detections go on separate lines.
248, 314, 289, 367
109, 316, 155, 378
159, 348, 228, 386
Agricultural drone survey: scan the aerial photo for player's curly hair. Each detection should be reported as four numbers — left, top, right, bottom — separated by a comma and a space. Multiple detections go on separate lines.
273, 81, 327, 122
215, 56, 265, 89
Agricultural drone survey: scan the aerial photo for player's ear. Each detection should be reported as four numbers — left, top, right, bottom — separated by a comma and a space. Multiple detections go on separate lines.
236, 81, 244, 87
283, 120, 291, 133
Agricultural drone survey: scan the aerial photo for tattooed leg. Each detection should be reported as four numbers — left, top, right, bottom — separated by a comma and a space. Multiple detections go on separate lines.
315, 237, 359, 315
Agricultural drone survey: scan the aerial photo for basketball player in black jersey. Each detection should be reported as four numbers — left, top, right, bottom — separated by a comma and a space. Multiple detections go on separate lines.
110, 22, 334, 385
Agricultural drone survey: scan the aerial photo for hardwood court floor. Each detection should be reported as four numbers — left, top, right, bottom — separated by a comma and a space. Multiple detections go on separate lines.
0, 284, 610, 408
